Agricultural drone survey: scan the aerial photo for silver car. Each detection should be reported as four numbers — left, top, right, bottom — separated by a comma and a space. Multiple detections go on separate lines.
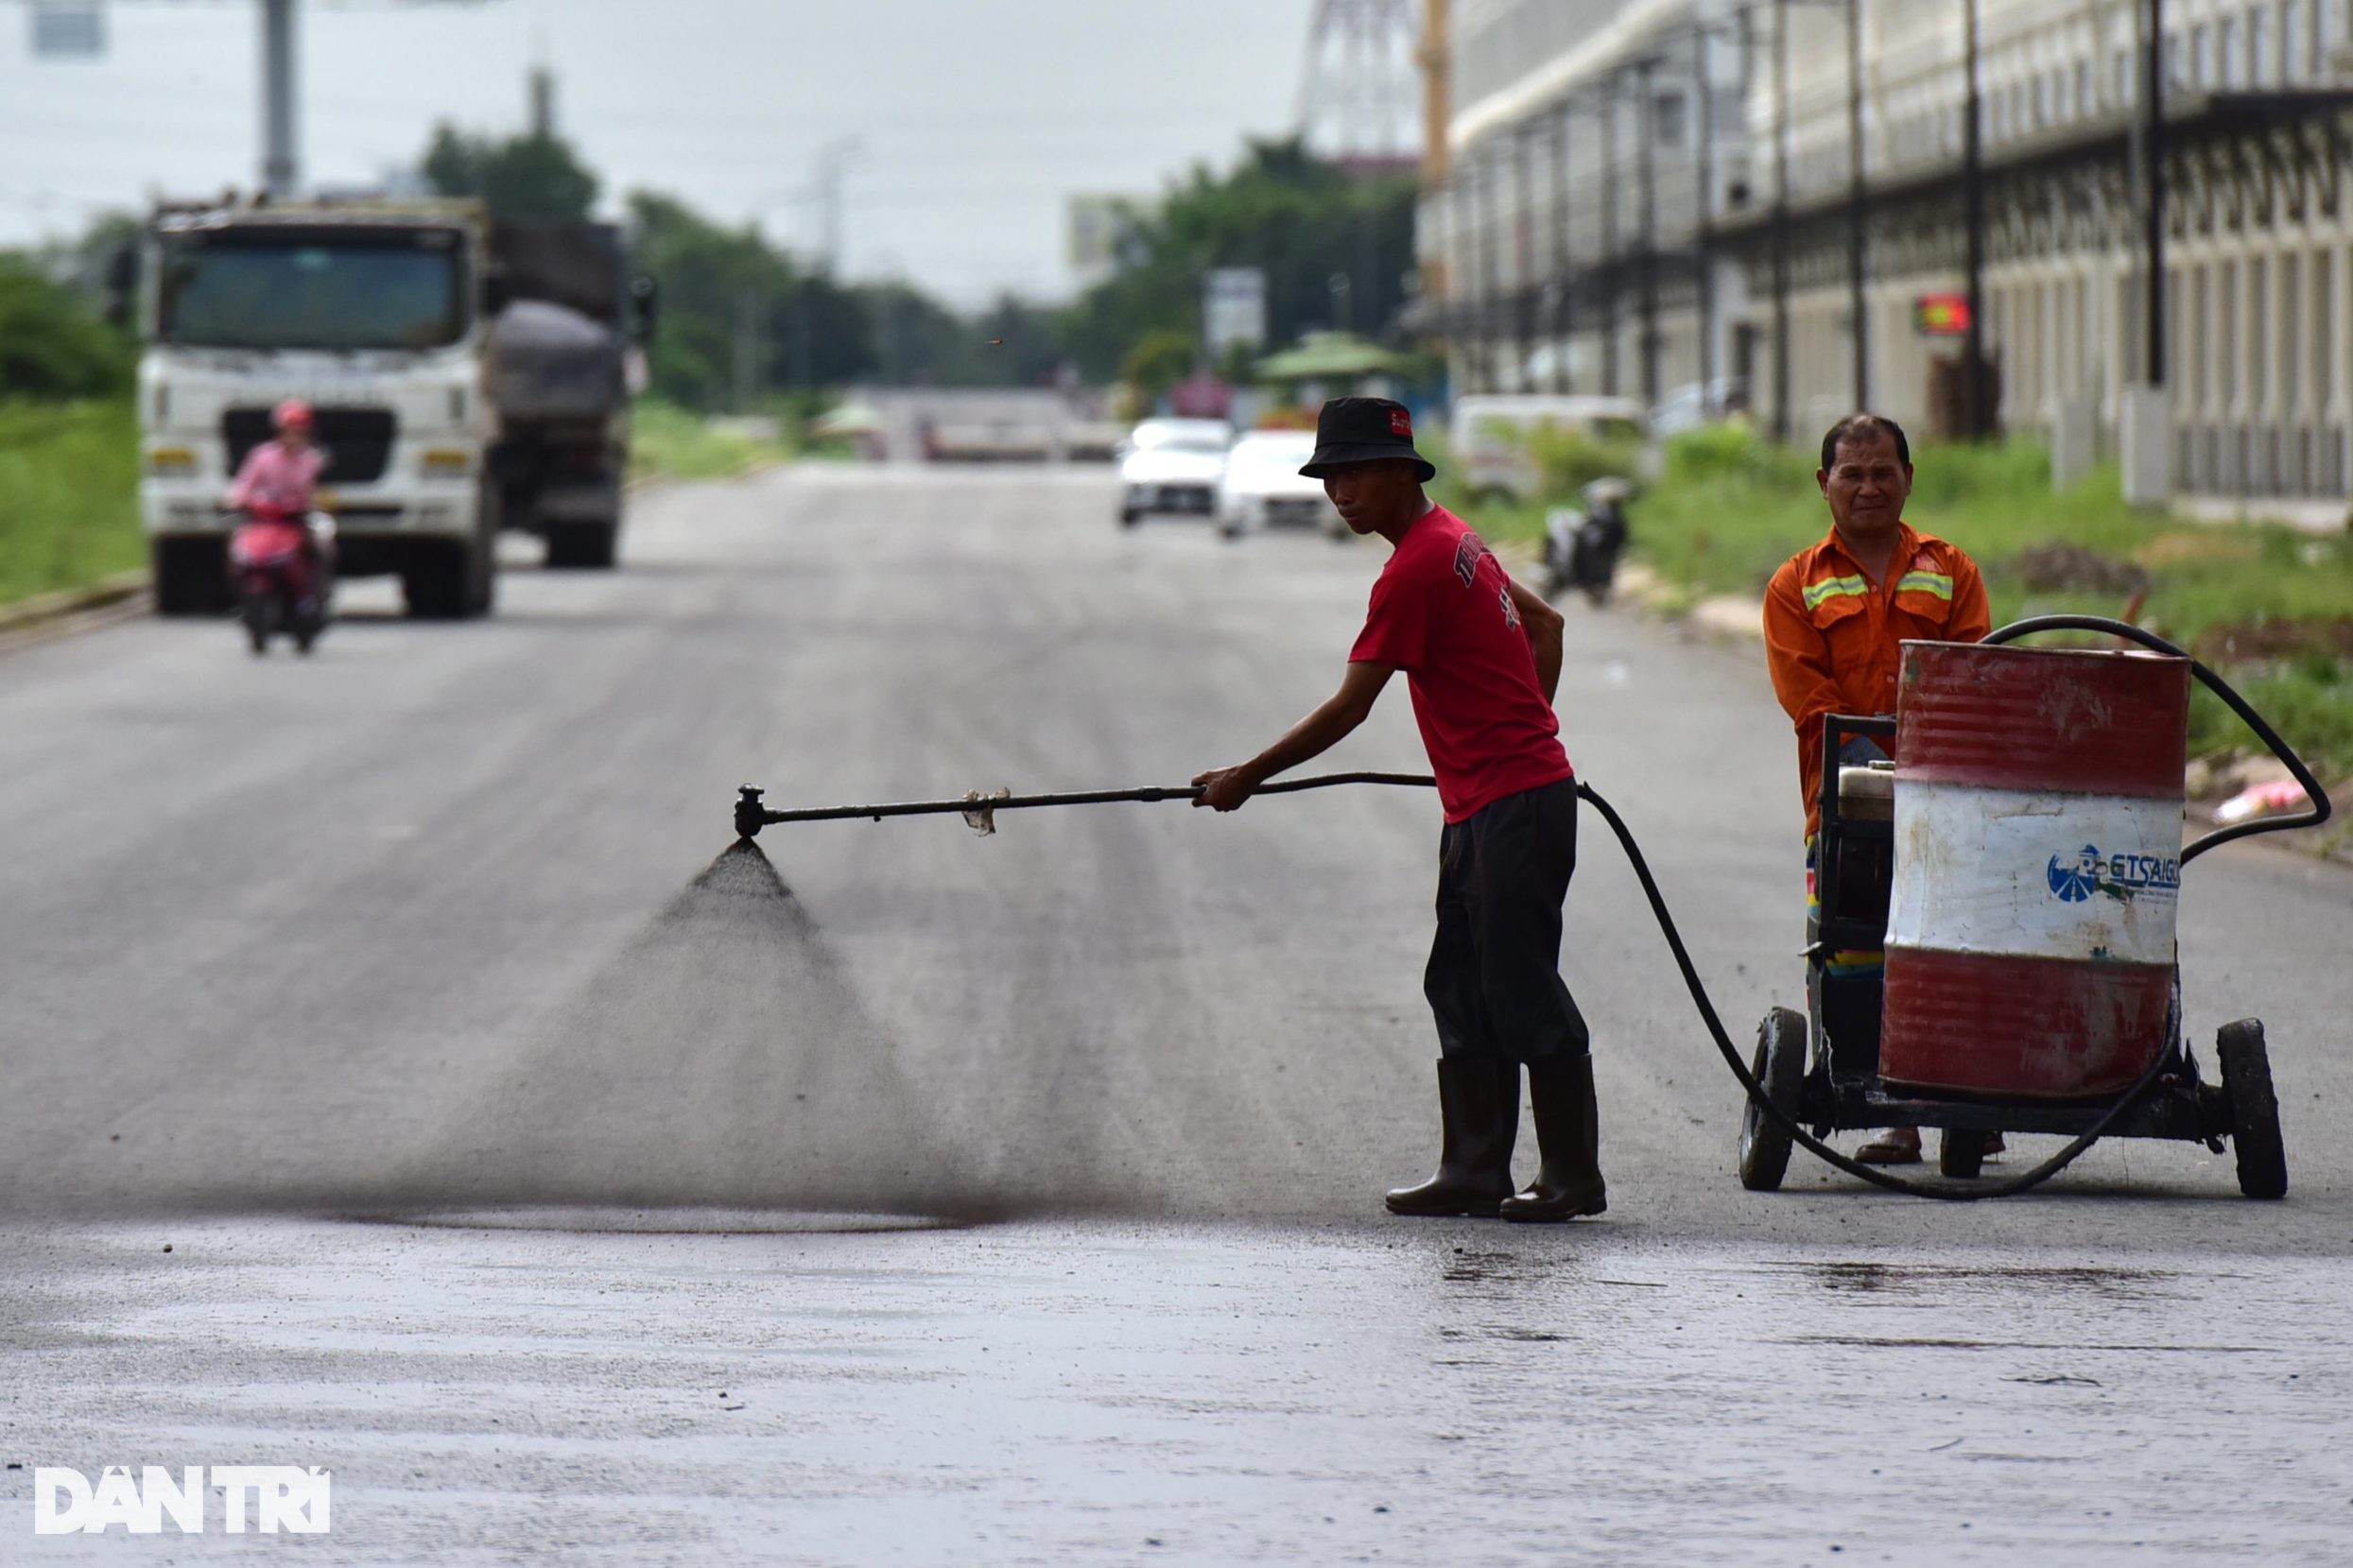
1116, 419, 1233, 526
1214, 429, 1342, 541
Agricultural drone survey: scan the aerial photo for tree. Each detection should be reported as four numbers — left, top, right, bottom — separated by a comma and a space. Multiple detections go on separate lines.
0, 260, 130, 400
1116, 330, 1195, 406
423, 124, 599, 222
416, 125, 1068, 406
1059, 137, 1419, 384
625, 193, 878, 407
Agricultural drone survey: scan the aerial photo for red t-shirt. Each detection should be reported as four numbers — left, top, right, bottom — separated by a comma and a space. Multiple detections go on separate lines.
1349, 505, 1573, 822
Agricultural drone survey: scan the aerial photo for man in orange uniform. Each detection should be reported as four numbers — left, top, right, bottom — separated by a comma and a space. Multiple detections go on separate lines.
1763, 414, 1990, 1165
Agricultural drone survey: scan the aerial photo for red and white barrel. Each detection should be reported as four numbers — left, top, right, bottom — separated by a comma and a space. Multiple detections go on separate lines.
1881, 641, 2189, 1099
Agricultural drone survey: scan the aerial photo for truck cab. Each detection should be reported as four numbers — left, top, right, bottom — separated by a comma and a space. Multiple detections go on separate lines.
140, 198, 499, 618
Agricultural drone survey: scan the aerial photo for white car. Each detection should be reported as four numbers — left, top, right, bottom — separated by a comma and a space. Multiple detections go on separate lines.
1116, 419, 1233, 526
1215, 430, 1342, 540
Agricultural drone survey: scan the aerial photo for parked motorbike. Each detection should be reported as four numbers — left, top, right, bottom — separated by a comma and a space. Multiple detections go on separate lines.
229, 508, 335, 655
1544, 478, 1631, 605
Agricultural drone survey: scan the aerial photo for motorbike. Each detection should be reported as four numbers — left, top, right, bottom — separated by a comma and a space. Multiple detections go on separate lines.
228, 508, 335, 655
1544, 480, 1630, 605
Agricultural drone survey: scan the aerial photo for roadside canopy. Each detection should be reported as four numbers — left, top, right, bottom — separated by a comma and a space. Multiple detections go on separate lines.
1252, 332, 1404, 384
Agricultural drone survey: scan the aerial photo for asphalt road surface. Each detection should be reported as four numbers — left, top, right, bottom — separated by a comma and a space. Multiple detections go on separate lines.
2, 467, 2350, 1562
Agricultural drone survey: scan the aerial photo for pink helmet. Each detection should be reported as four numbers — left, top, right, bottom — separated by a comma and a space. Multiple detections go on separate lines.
273, 398, 314, 432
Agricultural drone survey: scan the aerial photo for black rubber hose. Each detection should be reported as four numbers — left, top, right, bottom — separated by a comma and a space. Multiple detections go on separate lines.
1603, 612, 2323, 1199
1573, 778, 2174, 1199
1980, 615, 2333, 859
735, 615, 2322, 1199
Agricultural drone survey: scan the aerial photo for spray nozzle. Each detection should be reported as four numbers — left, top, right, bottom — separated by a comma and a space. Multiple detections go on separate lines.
735, 785, 767, 840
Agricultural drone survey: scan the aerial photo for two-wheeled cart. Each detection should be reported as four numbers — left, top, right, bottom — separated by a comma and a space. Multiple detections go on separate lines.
1737, 619, 2328, 1198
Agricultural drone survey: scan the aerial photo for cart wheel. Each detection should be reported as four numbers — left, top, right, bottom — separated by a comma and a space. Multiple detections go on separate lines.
1939, 1128, 1990, 1180
2218, 1019, 2288, 1200
1739, 1008, 1807, 1192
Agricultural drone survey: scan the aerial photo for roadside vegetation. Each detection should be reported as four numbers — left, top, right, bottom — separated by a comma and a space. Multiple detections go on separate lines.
1448, 422, 2353, 784
0, 252, 139, 610
0, 400, 142, 607
627, 400, 794, 483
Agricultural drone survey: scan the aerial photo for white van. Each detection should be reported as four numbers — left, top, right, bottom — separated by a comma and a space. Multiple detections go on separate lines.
1450, 395, 1648, 499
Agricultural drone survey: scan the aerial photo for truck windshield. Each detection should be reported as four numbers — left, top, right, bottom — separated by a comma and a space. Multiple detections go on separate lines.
158, 232, 467, 351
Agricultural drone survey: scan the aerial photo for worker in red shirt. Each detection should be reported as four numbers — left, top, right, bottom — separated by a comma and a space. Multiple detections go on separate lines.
1764, 413, 1990, 1164
1194, 397, 1603, 1221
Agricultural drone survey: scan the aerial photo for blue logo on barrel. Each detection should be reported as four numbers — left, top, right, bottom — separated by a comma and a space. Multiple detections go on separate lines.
2049, 846, 2100, 902
2047, 844, 2180, 904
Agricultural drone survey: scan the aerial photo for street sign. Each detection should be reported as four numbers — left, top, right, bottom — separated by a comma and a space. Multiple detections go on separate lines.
1915, 293, 1973, 336
31, 0, 104, 57
1203, 267, 1268, 357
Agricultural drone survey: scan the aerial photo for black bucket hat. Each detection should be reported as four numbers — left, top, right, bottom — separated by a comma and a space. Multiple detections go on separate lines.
1298, 396, 1436, 482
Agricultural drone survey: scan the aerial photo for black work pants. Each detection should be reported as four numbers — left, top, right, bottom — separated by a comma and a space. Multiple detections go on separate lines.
1425, 778, 1590, 1064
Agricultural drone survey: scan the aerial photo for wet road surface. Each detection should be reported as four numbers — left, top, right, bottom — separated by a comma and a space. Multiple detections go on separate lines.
1, 467, 2349, 1559
7, 1216, 2349, 1564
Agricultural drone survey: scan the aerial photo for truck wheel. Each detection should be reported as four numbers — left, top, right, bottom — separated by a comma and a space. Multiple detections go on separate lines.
464, 481, 499, 614
1739, 1007, 1806, 1192
152, 537, 230, 616
545, 521, 617, 569
2219, 1019, 2288, 1199
403, 541, 483, 620
462, 527, 495, 616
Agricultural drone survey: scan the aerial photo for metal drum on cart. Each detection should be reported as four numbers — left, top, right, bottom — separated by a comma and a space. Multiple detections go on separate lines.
1881, 641, 2189, 1099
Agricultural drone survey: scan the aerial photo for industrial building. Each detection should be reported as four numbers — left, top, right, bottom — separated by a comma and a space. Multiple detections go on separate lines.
1416, 0, 2353, 517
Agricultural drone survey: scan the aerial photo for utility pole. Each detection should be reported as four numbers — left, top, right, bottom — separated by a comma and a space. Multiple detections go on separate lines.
528, 62, 555, 138
1846, 0, 1868, 410
1636, 56, 1661, 408
1772, 0, 1791, 443
1474, 146, 1497, 388
1602, 74, 1621, 397
2143, 0, 2166, 389
1514, 121, 1534, 386
1551, 96, 1574, 392
2120, 0, 2171, 501
1696, 25, 1717, 417
733, 285, 762, 413
812, 138, 862, 277
1962, 0, 1987, 439
262, 0, 298, 198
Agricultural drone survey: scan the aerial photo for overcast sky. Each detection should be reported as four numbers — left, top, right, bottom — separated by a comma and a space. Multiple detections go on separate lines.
0, 0, 1321, 303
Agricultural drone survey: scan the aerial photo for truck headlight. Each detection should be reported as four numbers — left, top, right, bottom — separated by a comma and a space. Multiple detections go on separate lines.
420, 449, 471, 478
147, 447, 196, 478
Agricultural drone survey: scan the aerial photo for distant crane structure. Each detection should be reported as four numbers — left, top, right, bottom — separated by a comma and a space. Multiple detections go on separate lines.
1296, 0, 1422, 173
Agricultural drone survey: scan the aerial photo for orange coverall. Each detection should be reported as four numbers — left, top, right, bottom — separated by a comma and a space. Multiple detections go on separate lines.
1762, 521, 1991, 838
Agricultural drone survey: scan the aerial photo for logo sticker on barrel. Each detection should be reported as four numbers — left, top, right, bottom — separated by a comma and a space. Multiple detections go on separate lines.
2046, 844, 2180, 905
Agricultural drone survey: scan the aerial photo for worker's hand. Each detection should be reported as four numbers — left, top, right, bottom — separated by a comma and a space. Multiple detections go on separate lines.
1191, 765, 1260, 812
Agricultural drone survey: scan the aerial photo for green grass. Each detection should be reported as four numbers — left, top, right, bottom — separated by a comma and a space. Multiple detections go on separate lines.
1445, 422, 2353, 782
0, 398, 142, 608
2189, 659, 2353, 784
628, 399, 795, 482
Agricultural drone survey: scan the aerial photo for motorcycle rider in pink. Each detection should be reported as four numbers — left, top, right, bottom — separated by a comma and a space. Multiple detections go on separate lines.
228, 399, 325, 522
225, 399, 334, 612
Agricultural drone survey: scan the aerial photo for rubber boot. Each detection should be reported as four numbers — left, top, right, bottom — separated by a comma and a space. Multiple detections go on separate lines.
1500, 1054, 1607, 1221
1385, 1058, 1520, 1217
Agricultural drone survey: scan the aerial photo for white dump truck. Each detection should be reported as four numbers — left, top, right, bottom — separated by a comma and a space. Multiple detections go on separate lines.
137, 197, 646, 617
